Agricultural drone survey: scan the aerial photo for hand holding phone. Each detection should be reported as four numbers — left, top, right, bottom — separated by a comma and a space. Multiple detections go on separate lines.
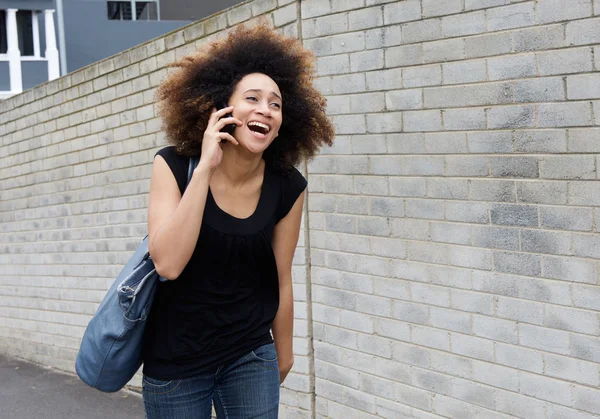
219, 103, 237, 135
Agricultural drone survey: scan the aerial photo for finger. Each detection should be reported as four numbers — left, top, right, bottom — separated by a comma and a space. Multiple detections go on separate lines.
218, 132, 239, 145
214, 116, 242, 131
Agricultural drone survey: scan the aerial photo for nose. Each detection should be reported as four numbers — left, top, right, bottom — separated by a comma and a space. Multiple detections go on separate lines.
256, 100, 271, 117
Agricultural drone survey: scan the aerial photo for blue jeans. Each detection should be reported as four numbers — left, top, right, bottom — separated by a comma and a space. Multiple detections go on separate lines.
142, 343, 280, 419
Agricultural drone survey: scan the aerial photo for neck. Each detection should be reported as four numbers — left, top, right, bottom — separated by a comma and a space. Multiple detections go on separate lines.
215, 143, 264, 186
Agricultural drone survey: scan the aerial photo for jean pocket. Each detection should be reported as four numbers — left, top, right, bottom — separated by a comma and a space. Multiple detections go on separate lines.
250, 343, 278, 363
142, 375, 183, 395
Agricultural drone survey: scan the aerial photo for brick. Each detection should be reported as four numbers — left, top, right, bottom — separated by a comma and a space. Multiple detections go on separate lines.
488, 54, 536, 80
568, 128, 600, 151
574, 387, 600, 415
540, 155, 596, 179
496, 296, 544, 325
468, 131, 513, 153
430, 222, 472, 245
383, 0, 421, 25
446, 156, 489, 177
537, 47, 593, 76
423, 0, 463, 17
542, 101, 593, 127
450, 289, 495, 315
332, 0, 369, 13
429, 307, 472, 334
351, 134, 387, 154
512, 24, 567, 52
385, 44, 423, 67
391, 219, 431, 241
412, 325, 450, 352
403, 65, 442, 88
302, 13, 348, 38
389, 177, 427, 197
425, 82, 512, 108
520, 372, 572, 406
349, 92, 386, 114
425, 132, 468, 154
449, 246, 492, 270
472, 271, 519, 298
487, 2, 535, 31
348, 6, 383, 31
470, 179, 516, 202
465, 32, 512, 58
537, 0, 593, 24
442, 108, 487, 130
423, 38, 465, 63
317, 55, 350, 76
442, 11, 485, 37
546, 353, 600, 387
568, 74, 600, 99
546, 305, 600, 335
427, 176, 469, 199
366, 112, 402, 133
350, 50, 384, 72
450, 334, 494, 362
493, 251, 541, 276
487, 105, 535, 129
566, 17, 600, 45
386, 89, 422, 111
472, 361, 518, 392
366, 68, 402, 91
472, 226, 519, 250
496, 342, 544, 373
331, 115, 366, 134
541, 206, 594, 231
365, 26, 403, 49
543, 256, 597, 284
452, 379, 496, 410
301, 0, 330, 18
571, 334, 600, 364
403, 110, 442, 132
514, 129, 567, 153
520, 323, 571, 355
569, 181, 600, 206
331, 73, 366, 94
405, 199, 445, 220
393, 342, 431, 368
402, 19, 441, 44
493, 156, 539, 179
520, 229, 571, 256
515, 77, 566, 102
442, 60, 487, 85
573, 282, 600, 310
517, 181, 568, 205
391, 300, 429, 325
369, 197, 404, 217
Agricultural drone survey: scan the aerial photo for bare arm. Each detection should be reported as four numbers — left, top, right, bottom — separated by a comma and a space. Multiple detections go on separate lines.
271, 190, 305, 384
147, 157, 211, 280
148, 106, 241, 280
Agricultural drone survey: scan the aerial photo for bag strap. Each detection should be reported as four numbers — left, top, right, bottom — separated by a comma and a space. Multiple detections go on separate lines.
186, 157, 199, 187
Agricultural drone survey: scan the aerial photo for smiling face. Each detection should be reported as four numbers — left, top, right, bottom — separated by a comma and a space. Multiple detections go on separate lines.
226, 73, 283, 155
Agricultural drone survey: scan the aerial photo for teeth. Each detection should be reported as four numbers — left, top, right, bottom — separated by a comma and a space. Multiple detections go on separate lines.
248, 121, 270, 132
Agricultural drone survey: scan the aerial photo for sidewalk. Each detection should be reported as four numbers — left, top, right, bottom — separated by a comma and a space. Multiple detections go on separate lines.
0, 353, 144, 419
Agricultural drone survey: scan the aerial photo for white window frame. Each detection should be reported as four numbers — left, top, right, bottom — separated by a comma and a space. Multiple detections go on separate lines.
109, 1, 159, 21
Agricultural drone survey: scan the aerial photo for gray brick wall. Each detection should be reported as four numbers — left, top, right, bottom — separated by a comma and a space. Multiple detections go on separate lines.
1, 0, 600, 418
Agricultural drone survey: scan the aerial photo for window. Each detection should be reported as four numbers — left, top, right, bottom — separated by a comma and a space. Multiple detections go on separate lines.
0, 10, 35, 55
0, 11, 6, 54
16, 10, 34, 56
107, 1, 158, 21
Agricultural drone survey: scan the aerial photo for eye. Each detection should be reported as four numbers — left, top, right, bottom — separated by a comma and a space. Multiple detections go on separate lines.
246, 96, 258, 101
271, 103, 281, 109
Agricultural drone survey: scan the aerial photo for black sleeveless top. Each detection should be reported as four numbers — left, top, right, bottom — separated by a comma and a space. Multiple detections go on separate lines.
141, 146, 307, 380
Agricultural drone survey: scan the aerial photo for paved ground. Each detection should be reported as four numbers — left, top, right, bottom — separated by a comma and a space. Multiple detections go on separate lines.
0, 353, 144, 419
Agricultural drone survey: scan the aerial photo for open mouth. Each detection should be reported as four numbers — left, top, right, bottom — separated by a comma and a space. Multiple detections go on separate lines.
247, 121, 271, 136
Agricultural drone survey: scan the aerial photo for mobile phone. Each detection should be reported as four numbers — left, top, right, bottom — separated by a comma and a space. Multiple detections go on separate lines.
219, 103, 236, 134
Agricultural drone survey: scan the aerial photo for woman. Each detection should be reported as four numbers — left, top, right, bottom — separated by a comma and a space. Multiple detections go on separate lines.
141, 23, 334, 418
